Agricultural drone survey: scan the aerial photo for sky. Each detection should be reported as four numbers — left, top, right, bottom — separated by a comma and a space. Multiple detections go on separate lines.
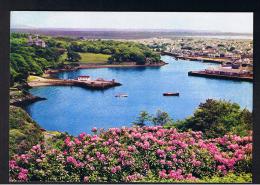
11, 11, 253, 33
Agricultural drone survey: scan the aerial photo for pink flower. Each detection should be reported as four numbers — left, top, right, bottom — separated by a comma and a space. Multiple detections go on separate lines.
98, 154, 106, 162
74, 138, 81, 145
66, 156, 77, 165
160, 159, 166, 165
166, 160, 172, 166
127, 145, 136, 152
31, 144, 41, 152
217, 165, 226, 171
111, 167, 117, 174
18, 169, 28, 181
64, 137, 74, 147
9, 160, 17, 169
142, 141, 150, 150
156, 149, 166, 158
83, 176, 89, 182
156, 149, 165, 155
91, 127, 97, 132
119, 151, 128, 158
116, 165, 121, 171
36, 159, 42, 163
192, 160, 201, 167
79, 132, 86, 140
159, 170, 168, 179
171, 154, 177, 159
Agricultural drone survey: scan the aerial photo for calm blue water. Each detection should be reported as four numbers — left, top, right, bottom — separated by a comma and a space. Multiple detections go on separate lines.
25, 56, 253, 135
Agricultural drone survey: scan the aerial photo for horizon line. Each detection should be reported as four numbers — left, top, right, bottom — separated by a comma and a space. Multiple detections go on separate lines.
10, 27, 253, 35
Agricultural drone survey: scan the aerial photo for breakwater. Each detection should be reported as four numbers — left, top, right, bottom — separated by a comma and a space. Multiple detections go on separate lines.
188, 71, 253, 82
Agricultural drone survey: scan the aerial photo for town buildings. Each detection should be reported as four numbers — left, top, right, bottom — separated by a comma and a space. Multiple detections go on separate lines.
28, 35, 46, 47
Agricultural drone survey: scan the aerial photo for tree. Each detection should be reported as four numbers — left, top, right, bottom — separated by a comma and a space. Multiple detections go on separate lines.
133, 111, 151, 127
67, 50, 81, 62
176, 99, 252, 138
152, 110, 174, 126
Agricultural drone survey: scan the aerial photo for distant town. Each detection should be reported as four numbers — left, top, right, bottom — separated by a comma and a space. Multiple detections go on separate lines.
130, 37, 253, 81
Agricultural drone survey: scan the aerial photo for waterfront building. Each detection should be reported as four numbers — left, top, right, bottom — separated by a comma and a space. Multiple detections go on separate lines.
77, 76, 91, 81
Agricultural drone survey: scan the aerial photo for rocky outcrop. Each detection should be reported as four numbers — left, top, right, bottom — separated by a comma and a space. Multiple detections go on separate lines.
10, 92, 46, 106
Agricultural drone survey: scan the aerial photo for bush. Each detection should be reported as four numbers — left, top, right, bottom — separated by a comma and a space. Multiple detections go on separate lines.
9, 106, 44, 156
176, 99, 252, 138
9, 126, 252, 182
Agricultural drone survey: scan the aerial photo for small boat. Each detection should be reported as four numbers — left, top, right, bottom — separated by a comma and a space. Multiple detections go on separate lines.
163, 92, 179, 96
115, 93, 128, 97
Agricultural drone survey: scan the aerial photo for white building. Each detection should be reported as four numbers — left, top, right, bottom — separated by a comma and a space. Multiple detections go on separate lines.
77, 76, 91, 81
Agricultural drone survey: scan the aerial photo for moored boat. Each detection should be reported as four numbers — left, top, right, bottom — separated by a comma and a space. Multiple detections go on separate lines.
163, 92, 179, 96
115, 93, 128, 97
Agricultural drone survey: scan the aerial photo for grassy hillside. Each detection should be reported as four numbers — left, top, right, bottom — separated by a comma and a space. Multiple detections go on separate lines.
79, 52, 110, 63
9, 106, 44, 156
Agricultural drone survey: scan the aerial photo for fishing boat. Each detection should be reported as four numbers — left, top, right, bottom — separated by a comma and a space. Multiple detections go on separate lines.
115, 93, 128, 97
163, 92, 179, 96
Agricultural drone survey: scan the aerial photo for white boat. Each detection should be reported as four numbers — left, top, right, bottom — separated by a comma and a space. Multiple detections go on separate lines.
115, 93, 128, 97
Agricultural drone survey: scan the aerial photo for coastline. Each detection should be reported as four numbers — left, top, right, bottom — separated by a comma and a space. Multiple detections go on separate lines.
161, 51, 229, 64
11, 61, 167, 107
10, 92, 47, 107
45, 61, 168, 74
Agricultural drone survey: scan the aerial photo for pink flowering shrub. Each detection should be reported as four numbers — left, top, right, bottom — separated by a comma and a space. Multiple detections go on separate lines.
9, 126, 252, 182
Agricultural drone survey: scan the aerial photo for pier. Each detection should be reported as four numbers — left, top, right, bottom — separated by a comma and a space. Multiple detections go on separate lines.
188, 71, 253, 82
28, 77, 121, 90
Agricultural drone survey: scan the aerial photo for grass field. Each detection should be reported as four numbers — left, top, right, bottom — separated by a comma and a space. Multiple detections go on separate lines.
27, 75, 39, 82
78, 52, 110, 63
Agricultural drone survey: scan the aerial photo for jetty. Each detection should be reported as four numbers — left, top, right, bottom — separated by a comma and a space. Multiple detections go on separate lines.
188, 71, 253, 82
28, 76, 121, 90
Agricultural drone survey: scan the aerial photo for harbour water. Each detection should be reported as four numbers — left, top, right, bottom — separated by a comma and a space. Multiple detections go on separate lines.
25, 56, 253, 135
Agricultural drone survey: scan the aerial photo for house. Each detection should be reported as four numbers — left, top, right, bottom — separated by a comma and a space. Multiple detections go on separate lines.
28, 35, 46, 48
77, 76, 91, 81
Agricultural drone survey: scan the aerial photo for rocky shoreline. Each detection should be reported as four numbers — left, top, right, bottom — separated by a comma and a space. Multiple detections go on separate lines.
10, 92, 47, 107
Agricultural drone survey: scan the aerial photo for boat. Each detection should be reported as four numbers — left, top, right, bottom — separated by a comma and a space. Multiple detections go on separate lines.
115, 93, 128, 97
163, 92, 179, 96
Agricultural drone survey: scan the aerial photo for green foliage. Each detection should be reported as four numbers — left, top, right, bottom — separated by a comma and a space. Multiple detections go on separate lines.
67, 49, 81, 62
133, 110, 175, 127
133, 111, 151, 127
68, 40, 161, 64
152, 110, 173, 126
200, 173, 252, 183
9, 106, 44, 156
10, 33, 65, 85
137, 172, 252, 183
10, 33, 160, 85
176, 99, 252, 138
